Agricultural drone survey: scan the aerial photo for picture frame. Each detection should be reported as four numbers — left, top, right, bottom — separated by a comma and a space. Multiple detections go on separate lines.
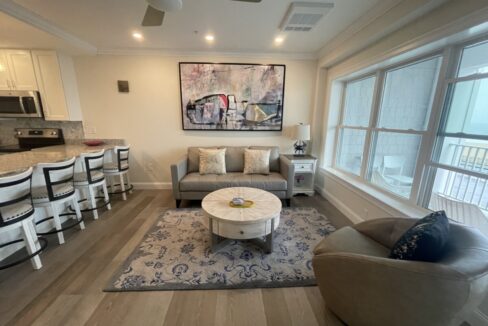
179, 62, 286, 131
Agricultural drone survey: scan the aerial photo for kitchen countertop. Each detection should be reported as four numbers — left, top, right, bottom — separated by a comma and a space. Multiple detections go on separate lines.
0, 139, 125, 176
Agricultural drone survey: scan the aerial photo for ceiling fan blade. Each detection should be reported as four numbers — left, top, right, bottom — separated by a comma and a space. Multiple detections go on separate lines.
142, 5, 165, 26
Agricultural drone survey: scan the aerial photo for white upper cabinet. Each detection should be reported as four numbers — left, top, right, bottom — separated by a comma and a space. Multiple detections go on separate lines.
0, 50, 38, 90
31, 50, 83, 121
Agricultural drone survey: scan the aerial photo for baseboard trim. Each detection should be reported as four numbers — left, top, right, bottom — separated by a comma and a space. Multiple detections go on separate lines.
132, 182, 172, 190
315, 185, 364, 224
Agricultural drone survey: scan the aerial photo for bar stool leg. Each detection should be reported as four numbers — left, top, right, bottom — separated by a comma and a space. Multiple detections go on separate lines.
119, 174, 127, 201
72, 196, 85, 230
50, 203, 65, 245
88, 185, 99, 219
21, 220, 42, 270
102, 182, 111, 210
28, 219, 41, 251
126, 173, 133, 194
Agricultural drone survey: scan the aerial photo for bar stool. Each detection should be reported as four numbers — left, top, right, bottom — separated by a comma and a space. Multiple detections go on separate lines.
103, 145, 133, 201
0, 167, 47, 270
32, 157, 84, 245
73, 150, 111, 220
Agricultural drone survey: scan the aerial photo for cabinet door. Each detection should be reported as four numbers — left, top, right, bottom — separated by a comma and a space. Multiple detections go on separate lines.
0, 53, 11, 90
6, 50, 38, 90
32, 51, 69, 120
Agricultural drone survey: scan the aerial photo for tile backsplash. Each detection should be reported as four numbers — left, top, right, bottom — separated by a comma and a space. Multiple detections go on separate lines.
0, 120, 84, 145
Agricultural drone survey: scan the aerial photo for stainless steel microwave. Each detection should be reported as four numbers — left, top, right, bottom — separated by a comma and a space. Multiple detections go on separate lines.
0, 90, 43, 118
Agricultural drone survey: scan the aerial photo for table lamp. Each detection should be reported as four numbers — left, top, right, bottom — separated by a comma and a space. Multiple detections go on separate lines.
293, 123, 310, 156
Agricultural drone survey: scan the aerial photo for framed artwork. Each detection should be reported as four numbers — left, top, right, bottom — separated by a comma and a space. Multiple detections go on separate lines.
179, 62, 286, 131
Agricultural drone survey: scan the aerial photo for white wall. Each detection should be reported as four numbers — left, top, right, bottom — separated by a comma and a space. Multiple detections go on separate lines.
74, 54, 317, 187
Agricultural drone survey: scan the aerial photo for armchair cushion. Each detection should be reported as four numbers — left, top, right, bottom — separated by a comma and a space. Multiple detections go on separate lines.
390, 211, 450, 262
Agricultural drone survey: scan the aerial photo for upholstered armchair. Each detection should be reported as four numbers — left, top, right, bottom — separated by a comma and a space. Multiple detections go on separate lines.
312, 217, 488, 326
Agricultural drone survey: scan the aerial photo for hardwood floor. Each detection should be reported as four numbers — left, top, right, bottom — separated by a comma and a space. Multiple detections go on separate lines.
0, 190, 350, 326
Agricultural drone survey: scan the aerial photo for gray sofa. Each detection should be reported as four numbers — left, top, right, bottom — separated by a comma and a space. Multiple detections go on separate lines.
312, 217, 488, 326
171, 146, 294, 207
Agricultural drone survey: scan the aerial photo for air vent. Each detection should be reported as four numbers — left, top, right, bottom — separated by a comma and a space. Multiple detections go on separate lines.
279, 2, 334, 32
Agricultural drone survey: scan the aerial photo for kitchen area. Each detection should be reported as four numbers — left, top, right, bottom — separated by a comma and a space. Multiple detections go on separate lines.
0, 49, 130, 270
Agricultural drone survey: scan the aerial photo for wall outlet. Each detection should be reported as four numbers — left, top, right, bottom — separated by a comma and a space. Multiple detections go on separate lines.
85, 126, 97, 134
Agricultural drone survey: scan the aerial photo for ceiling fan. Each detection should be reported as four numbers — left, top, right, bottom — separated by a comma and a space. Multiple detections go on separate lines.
141, 0, 262, 27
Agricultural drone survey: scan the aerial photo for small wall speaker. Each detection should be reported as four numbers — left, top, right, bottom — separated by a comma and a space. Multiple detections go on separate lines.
117, 80, 129, 93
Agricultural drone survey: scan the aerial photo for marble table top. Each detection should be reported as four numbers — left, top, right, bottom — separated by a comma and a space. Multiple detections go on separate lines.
0, 140, 125, 177
202, 187, 282, 224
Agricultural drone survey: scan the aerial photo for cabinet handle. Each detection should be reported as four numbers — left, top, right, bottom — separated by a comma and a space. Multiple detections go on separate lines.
11, 80, 16, 89
6, 79, 11, 89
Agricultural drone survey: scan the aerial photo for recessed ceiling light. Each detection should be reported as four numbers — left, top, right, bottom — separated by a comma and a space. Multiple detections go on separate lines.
205, 34, 215, 42
132, 32, 143, 40
275, 37, 284, 44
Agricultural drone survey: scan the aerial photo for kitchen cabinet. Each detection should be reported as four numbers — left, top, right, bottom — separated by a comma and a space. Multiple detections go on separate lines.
32, 51, 83, 121
0, 50, 38, 91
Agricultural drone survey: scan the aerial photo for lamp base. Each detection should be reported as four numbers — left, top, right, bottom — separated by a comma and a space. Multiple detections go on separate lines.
294, 140, 307, 156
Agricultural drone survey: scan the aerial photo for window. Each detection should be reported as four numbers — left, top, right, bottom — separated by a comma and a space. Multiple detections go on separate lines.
424, 40, 488, 232
335, 76, 375, 175
332, 37, 488, 235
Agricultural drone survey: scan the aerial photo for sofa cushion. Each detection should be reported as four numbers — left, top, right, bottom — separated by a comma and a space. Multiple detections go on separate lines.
389, 210, 450, 262
249, 146, 280, 172
224, 146, 247, 172
244, 149, 270, 175
199, 148, 226, 175
179, 172, 287, 192
188, 146, 218, 173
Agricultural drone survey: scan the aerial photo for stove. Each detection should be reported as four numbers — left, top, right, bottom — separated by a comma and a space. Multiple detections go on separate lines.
0, 128, 65, 153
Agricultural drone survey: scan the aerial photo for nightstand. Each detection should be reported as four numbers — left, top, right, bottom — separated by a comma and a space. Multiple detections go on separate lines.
284, 155, 318, 196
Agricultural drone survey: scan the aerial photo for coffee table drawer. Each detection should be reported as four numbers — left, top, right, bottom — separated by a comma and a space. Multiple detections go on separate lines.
212, 217, 280, 240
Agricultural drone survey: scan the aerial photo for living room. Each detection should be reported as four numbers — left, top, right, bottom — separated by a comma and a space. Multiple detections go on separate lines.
0, 0, 488, 325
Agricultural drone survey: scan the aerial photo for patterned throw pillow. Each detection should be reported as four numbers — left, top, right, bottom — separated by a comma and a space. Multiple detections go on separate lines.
243, 149, 271, 175
199, 148, 226, 175
389, 211, 450, 262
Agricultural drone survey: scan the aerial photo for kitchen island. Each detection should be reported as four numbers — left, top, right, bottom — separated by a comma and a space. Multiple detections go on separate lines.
0, 140, 125, 176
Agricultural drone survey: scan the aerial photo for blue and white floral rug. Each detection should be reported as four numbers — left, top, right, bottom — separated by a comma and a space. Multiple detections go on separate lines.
105, 207, 335, 291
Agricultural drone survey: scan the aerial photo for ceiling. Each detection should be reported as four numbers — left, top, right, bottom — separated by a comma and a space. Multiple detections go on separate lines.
0, 0, 383, 55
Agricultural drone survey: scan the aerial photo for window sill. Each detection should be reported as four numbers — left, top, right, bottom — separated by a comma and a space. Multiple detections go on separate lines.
319, 167, 430, 219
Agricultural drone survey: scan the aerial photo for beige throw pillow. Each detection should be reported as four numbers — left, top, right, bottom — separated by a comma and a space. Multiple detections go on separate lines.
199, 148, 226, 175
243, 149, 271, 175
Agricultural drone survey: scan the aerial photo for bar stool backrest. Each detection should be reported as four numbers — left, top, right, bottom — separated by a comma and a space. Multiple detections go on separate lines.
81, 150, 105, 184
37, 157, 76, 202
115, 145, 130, 172
0, 167, 34, 227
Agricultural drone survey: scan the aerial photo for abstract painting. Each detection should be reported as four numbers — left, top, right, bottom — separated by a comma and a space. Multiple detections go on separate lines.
179, 62, 286, 131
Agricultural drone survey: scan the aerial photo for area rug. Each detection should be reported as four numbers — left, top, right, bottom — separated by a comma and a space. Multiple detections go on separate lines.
105, 207, 335, 291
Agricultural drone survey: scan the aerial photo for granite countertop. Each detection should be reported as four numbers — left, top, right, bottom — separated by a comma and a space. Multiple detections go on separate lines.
0, 139, 125, 176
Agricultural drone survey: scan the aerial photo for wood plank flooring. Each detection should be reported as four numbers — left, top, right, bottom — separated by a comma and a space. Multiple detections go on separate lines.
0, 190, 351, 326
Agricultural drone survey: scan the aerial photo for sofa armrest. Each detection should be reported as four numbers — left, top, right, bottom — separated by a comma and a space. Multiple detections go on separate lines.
352, 217, 417, 249
279, 155, 295, 199
312, 252, 470, 326
170, 156, 188, 199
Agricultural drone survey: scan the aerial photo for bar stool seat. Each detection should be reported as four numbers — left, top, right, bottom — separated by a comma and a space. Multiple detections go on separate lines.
31, 184, 75, 203
102, 162, 128, 172
32, 157, 85, 245
73, 150, 111, 220
0, 167, 47, 270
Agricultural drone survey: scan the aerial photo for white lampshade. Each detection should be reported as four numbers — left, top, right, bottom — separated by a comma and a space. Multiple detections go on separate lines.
294, 124, 310, 141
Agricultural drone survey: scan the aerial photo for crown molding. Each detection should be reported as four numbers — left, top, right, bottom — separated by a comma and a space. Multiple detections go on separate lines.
95, 48, 318, 61
0, 0, 97, 54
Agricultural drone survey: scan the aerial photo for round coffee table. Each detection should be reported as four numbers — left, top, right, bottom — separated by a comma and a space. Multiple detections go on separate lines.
202, 187, 282, 253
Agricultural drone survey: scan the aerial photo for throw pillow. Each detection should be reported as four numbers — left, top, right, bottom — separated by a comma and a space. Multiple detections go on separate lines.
243, 149, 271, 175
199, 148, 226, 175
389, 210, 450, 262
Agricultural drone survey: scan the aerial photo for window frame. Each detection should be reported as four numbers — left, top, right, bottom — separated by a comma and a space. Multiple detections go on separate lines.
333, 51, 447, 204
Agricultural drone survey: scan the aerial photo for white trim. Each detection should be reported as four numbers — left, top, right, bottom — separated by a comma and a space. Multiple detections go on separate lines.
131, 182, 172, 190
0, 0, 97, 54
96, 48, 318, 61
319, 168, 430, 218
314, 184, 364, 224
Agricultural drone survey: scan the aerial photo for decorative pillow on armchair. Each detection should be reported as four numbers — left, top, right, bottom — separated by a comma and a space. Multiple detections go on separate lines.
243, 149, 271, 175
199, 148, 226, 175
389, 210, 450, 262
